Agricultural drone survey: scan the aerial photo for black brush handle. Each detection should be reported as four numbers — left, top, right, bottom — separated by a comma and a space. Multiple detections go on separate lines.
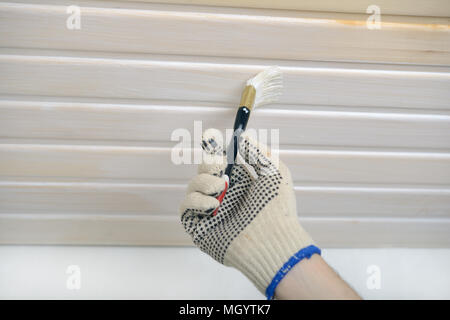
212, 105, 251, 216
224, 106, 251, 177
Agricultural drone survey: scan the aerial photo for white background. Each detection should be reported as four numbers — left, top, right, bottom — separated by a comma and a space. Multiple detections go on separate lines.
1, 246, 449, 299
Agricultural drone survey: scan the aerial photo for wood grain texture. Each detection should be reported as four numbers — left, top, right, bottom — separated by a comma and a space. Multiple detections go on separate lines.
1, 1, 449, 247
1, 182, 449, 218
1, 144, 449, 185
0, 214, 448, 247
0, 2, 449, 65
1, 53, 449, 110
1, 99, 450, 150
123, 0, 450, 17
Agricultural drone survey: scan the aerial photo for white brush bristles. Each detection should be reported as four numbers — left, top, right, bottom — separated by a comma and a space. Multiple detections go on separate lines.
246, 66, 283, 108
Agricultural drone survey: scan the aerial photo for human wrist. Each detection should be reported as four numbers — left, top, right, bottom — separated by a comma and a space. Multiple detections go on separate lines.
223, 209, 317, 298
275, 254, 362, 300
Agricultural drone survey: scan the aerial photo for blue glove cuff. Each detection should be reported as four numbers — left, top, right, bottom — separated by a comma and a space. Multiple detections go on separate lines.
265, 245, 321, 300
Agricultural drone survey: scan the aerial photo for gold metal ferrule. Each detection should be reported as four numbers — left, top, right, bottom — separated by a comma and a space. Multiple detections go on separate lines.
239, 85, 256, 110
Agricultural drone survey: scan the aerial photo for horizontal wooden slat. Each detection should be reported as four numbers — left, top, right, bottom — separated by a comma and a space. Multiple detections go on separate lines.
0, 183, 185, 216
1, 100, 450, 149
305, 217, 450, 247
1, 144, 449, 185
0, 214, 448, 247
0, 2, 449, 65
0, 214, 189, 245
296, 186, 450, 217
0, 183, 449, 218
129, 0, 450, 17
1, 54, 449, 110
282, 150, 450, 185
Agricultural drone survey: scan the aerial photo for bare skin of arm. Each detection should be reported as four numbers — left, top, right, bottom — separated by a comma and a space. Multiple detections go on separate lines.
275, 254, 361, 300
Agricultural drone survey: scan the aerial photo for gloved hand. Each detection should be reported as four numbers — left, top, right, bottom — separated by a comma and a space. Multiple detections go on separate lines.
180, 128, 320, 299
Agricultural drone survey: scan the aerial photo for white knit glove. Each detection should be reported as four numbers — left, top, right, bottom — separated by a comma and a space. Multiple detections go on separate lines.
180, 129, 320, 299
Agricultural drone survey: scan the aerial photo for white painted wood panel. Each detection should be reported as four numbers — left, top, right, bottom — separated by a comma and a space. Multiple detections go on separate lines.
1, 100, 450, 150
127, 0, 450, 17
1, 144, 449, 185
0, 0, 449, 247
9, 0, 450, 17
0, 214, 448, 247
0, 2, 449, 65
1, 53, 449, 110
1, 183, 449, 218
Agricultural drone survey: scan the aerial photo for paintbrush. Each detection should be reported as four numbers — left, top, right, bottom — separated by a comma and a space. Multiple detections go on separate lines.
212, 66, 283, 216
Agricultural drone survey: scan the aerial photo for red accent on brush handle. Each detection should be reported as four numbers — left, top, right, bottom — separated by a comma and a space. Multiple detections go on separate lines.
212, 176, 229, 216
